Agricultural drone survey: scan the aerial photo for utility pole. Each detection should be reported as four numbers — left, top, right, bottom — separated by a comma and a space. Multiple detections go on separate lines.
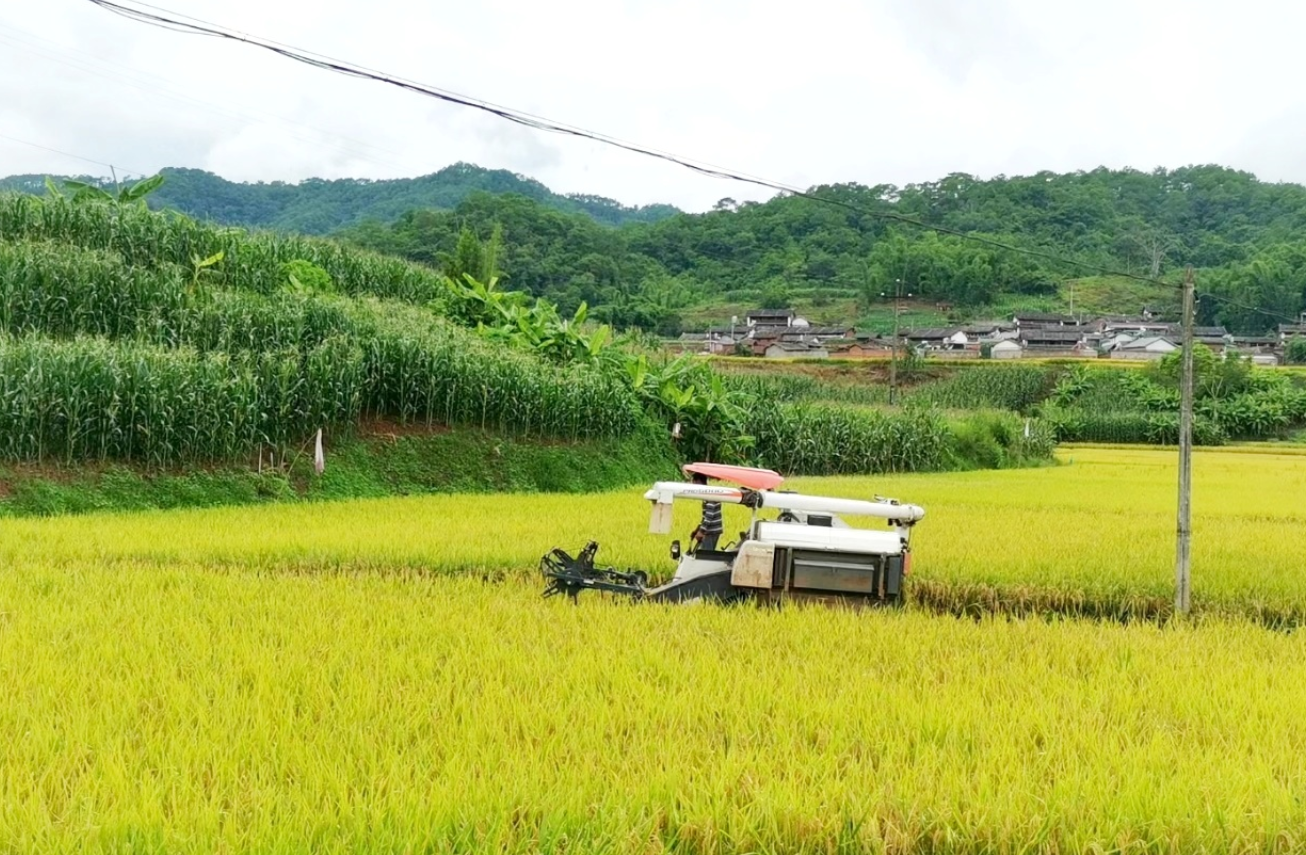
1175, 267, 1195, 615
884, 278, 905, 405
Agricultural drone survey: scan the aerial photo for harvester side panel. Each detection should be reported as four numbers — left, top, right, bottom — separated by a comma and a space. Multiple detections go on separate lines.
885, 554, 905, 598
790, 549, 883, 595
768, 547, 906, 604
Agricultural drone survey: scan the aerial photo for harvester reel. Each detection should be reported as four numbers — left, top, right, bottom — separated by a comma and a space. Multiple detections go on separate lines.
541, 541, 647, 601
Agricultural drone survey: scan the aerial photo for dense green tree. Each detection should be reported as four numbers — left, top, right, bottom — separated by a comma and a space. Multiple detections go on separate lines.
1287, 337, 1306, 364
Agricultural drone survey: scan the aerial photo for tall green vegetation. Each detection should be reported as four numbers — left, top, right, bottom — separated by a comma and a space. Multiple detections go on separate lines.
0, 201, 645, 463
1286, 336, 1306, 364
1040, 353, 1306, 444
0, 188, 1058, 475
0, 193, 447, 305
905, 364, 1057, 412
0, 336, 345, 465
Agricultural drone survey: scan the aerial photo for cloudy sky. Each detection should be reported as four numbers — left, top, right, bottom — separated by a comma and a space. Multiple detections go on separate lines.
0, 0, 1300, 211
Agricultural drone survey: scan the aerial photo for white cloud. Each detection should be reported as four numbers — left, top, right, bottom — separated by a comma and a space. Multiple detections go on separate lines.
1, 0, 1303, 211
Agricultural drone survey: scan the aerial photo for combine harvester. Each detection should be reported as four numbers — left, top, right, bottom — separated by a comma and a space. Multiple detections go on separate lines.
542, 463, 925, 607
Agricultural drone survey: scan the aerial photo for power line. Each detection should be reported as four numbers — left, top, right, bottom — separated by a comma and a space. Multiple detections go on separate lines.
0, 132, 146, 175
1196, 291, 1302, 327
83, 0, 1183, 290
0, 21, 426, 176
79, 0, 784, 187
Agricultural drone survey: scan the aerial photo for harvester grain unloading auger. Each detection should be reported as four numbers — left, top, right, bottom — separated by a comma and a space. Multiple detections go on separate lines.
541, 463, 925, 607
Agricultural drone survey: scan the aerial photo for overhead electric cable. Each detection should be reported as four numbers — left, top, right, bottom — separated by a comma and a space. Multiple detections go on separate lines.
0, 131, 145, 175
82, 0, 1192, 290
0, 21, 429, 175
1195, 291, 1303, 327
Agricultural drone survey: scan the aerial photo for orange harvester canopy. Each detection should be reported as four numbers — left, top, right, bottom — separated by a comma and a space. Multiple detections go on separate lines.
681, 462, 785, 491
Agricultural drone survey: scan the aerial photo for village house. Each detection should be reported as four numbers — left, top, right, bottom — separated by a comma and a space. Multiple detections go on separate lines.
958, 321, 1010, 340
830, 336, 895, 358
1229, 335, 1278, 358
1013, 312, 1077, 328
1098, 332, 1137, 352
1193, 326, 1232, 353
746, 308, 806, 330
1113, 336, 1179, 360
1098, 319, 1175, 337
763, 340, 828, 359
1277, 313, 1306, 343
673, 307, 857, 359
780, 324, 855, 340
904, 328, 969, 351
989, 339, 1024, 359
1017, 328, 1100, 358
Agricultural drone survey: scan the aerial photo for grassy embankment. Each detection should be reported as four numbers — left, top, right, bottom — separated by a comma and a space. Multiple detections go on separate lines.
0, 426, 678, 517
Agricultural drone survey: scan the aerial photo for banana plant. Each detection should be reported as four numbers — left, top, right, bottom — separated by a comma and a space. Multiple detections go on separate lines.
190, 251, 224, 292
60, 173, 166, 207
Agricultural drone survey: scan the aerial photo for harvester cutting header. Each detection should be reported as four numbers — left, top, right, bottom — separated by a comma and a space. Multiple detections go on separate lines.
542, 463, 925, 607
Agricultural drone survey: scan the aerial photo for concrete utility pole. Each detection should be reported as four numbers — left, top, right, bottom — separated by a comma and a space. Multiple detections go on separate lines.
890, 278, 901, 404
1175, 267, 1195, 615
883, 278, 909, 405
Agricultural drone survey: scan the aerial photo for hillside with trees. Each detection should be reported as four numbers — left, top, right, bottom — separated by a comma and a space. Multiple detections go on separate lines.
334, 165, 1306, 334
9, 163, 1306, 334
0, 163, 680, 234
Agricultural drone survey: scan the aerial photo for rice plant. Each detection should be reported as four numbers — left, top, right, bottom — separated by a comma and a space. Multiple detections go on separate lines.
5, 561, 1306, 853
0, 445, 1298, 620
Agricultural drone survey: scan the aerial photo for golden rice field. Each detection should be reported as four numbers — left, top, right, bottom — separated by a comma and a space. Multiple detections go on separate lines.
0, 445, 1302, 619
6, 570, 1306, 853
4, 445, 1306, 852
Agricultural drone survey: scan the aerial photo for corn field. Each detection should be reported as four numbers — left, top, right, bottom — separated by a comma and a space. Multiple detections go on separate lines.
0, 240, 190, 340
0, 335, 359, 465
904, 363, 1058, 412
720, 371, 891, 407
1044, 408, 1227, 445
0, 232, 646, 462
747, 402, 952, 474
0, 197, 1054, 473
745, 402, 1052, 476
350, 301, 643, 440
0, 323, 642, 465
0, 194, 446, 305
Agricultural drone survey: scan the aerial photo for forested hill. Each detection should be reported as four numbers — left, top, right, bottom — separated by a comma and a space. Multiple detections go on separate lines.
337, 165, 1306, 335
0, 163, 680, 233
9, 162, 1306, 333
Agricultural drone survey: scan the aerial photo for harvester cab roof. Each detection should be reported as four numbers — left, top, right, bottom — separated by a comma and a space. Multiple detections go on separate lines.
542, 463, 925, 607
